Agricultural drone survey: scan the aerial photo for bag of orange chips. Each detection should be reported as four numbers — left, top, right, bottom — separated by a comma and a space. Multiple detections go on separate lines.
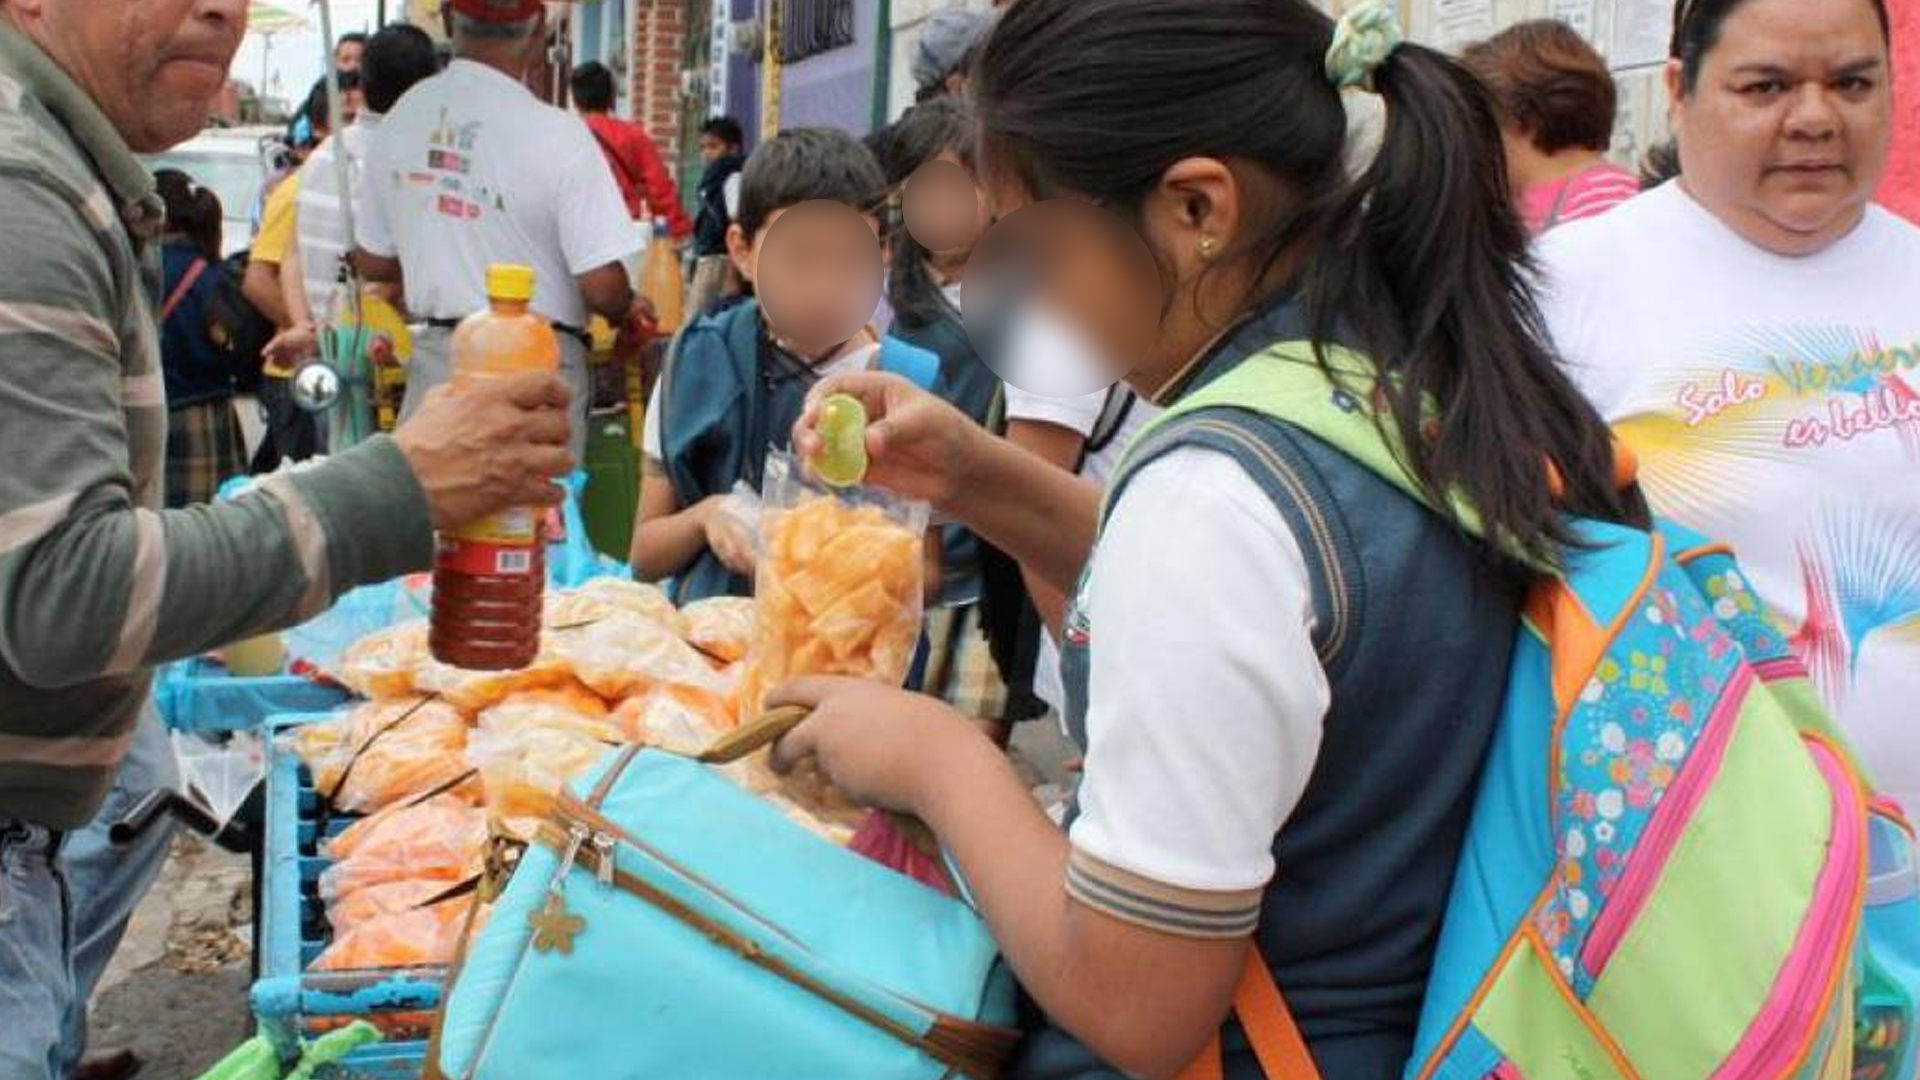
738, 453, 930, 724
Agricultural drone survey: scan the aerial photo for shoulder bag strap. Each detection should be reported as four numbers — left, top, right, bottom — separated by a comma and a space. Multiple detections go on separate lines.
1178, 950, 1324, 1080
160, 258, 210, 323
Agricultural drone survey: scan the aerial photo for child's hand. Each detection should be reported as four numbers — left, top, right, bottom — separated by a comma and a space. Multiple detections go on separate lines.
795, 372, 982, 509
703, 500, 757, 576
766, 676, 983, 815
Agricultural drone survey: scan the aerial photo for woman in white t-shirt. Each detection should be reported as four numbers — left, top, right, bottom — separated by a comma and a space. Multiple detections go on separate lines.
1537, 0, 1918, 806
765, 0, 1647, 1077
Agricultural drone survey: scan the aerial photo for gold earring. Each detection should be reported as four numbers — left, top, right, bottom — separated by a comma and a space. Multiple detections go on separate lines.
1198, 236, 1219, 261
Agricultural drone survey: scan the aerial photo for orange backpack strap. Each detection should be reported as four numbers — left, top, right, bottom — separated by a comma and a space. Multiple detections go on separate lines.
1177, 950, 1323, 1080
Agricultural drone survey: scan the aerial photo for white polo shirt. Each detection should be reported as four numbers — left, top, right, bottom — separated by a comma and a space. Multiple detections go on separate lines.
357, 60, 641, 328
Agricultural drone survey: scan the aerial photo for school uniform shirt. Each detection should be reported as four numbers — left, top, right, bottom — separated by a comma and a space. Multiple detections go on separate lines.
1540, 180, 1920, 811
1067, 449, 1330, 915
1002, 384, 1161, 713
357, 60, 640, 328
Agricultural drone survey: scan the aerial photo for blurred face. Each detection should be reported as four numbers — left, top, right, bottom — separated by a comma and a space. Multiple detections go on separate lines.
731, 201, 885, 355
2, 0, 246, 152
963, 185, 1159, 397
699, 134, 736, 165
1668, 0, 1891, 256
335, 40, 365, 74
902, 153, 990, 259
975, 154, 1267, 399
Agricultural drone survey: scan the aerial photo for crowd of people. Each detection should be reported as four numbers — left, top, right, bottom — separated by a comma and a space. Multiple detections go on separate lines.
0, 0, 1914, 1076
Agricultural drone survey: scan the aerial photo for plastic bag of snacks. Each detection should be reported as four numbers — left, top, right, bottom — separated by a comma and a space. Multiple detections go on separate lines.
321, 795, 487, 902
611, 685, 734, 751
327, 878, 462, 935
333, 620, 429, 700
549, 609, 728, 703
476, 683, 622, 744
545, 577, 678, 630
413, 651, 573, 713
466, 723, 618, 827
312, 897, 478, 971
326, 794, 481, 863
296, 698, 477, 815
738, 452, 930, 725
676, 597, 759, 664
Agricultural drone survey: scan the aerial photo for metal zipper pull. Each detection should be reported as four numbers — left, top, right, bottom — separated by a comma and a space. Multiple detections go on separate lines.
548, 821, 591, 893
592, 831, 616, 888
529, 822, 592, 956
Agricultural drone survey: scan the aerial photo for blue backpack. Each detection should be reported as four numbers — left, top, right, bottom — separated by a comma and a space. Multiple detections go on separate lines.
1150, 345, 1920, 1080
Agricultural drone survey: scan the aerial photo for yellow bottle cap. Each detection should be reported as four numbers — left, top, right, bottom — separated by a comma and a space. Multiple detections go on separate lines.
486, 263, 537, 302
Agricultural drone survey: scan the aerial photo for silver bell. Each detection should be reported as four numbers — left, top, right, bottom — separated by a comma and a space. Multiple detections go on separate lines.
290, 363, 342, 413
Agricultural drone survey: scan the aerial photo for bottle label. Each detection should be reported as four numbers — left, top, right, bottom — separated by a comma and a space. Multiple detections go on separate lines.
438, 507, 539, 577
436, 536, 538, 578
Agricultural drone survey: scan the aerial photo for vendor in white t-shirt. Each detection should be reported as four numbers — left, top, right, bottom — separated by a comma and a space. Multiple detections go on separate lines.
1539, 0, 1920, 806
353, 0, 647, 462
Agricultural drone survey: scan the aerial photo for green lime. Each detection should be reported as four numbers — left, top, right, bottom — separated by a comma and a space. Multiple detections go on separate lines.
814, 393, 870, 488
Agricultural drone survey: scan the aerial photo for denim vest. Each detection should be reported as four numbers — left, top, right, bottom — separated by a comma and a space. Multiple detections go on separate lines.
1013, 302, 1519, 1080
658, 299, 940, 604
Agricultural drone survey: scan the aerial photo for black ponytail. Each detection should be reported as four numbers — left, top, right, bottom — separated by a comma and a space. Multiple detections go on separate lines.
975, 0, 1646, 575
1303, 41, 1644, 569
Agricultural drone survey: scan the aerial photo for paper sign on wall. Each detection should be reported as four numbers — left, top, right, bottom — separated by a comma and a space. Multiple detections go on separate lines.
1610, 0, 1674, 69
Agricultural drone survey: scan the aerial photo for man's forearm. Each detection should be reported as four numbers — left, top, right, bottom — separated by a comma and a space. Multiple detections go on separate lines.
0, 439, 433, 689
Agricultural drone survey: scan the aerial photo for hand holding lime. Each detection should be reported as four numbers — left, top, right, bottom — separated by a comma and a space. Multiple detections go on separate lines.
813, 393, 871, 488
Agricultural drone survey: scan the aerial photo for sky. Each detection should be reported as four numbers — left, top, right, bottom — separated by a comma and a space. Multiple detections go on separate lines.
230, 0, 381, 111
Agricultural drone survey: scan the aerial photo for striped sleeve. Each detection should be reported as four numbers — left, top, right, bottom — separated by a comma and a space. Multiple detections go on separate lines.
0, 171, 434, 691
1067, 847, 1264, 939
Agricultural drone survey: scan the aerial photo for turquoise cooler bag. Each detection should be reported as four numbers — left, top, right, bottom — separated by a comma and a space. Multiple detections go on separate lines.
431, 745, 1021, 1080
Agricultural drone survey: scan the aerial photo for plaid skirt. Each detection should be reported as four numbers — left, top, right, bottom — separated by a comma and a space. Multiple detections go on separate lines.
922, 603, 1012, 722
166, 397, 249, 508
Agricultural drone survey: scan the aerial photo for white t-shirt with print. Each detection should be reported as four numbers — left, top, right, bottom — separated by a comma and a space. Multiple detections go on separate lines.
1003, 384, 1162, 712
1539, 181, 1920, 810
1069, 448, 1327, 900
358, 60, 640, 328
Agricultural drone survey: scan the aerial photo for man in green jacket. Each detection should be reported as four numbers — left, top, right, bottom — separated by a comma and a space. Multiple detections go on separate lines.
0, 3, 575, 1077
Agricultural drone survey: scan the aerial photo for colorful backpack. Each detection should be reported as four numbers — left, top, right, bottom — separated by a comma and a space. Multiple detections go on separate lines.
1152, 345, 1920, 1080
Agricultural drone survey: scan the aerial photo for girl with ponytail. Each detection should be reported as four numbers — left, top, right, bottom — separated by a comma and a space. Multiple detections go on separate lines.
772, 2, 1647, 1077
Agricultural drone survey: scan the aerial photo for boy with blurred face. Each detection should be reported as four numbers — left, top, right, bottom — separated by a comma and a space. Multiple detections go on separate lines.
632, 128, 943, 604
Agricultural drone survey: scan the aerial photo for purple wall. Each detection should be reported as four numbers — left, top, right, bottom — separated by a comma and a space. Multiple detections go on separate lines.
776, 0, 877, 136
728, 0, 761, 149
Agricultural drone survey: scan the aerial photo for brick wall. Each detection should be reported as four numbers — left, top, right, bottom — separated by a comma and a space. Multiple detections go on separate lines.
632, 0, 691, 176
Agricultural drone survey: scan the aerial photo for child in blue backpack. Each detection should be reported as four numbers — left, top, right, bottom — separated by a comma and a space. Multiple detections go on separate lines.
771, 1, 1650, 1078
630, 128, 941, 604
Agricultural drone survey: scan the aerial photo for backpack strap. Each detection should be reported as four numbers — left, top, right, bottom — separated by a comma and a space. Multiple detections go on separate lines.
1177, 950, 1323, 1080
1076, 385, 1138, 471
878, 336, 940, 390
160, 257, 209, 323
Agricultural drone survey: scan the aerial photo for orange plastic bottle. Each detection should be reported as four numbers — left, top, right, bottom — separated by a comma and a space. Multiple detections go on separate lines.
642, 216, 686, 335
429, 264, 558, 671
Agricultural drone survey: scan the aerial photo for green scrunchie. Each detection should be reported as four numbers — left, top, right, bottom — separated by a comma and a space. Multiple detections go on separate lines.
1325, 0, 1405, 91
